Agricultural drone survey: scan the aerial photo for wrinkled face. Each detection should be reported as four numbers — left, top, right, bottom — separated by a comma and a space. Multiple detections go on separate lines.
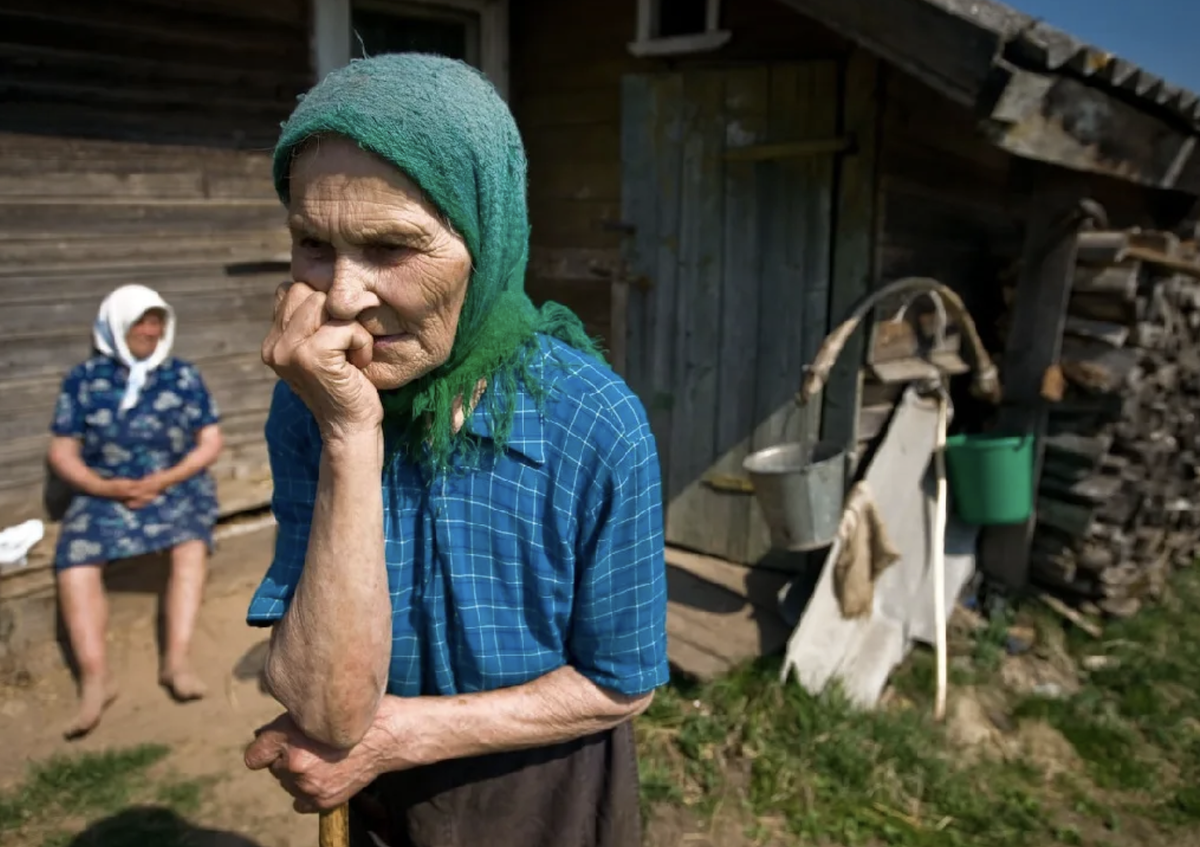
125, 309, 166, 360
287, 136, 473, 391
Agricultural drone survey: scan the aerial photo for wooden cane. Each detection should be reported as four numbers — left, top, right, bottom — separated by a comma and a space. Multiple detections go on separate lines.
319, 803, 351, 847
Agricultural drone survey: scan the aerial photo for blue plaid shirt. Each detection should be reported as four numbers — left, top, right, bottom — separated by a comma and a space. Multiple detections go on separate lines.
246, 336, 669, 698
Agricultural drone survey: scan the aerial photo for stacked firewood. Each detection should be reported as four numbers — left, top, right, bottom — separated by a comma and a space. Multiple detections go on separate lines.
1000, 229, 1200, 617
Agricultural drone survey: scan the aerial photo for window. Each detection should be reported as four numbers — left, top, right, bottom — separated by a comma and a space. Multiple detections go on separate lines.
312, 0, 508, 100
628, 0, 730, 57
351, 1, 481, 67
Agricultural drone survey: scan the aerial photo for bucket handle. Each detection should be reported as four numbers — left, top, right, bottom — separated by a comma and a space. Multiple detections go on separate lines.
778, 391, 815, 448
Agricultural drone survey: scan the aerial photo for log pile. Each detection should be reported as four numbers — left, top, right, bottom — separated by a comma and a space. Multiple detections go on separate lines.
998, 229, 1200, 618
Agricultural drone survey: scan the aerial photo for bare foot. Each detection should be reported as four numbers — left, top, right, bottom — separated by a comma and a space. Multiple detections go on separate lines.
160, 666, 208, 702
64, 678, 118, 741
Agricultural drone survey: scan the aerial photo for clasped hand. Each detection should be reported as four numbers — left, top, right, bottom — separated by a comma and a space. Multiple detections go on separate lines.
106, 474, 166, 510
244, 703, 427, 814
243, 713, 381, 813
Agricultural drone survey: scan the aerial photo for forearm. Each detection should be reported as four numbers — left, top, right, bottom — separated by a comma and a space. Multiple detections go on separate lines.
47, 438, 113, 498
381, 666, 652, 769
156, 426, 223, 488
264, 430, 392, 749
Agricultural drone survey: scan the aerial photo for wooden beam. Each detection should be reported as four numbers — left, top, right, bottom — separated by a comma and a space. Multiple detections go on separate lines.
776, 0, 1200, 195
984, 67, 1200, 193
774, 0, 1000, 108
868, 350, 969, 384
526, 246, 621, 283
609, 278, 629, 376
723, 137, 852, 161
627, 30, 732, 58
821, 51, 881, 462
979, 174, 1091, 590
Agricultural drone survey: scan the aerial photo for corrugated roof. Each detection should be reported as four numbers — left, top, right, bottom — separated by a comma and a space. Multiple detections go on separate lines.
929, 0, 1200, 131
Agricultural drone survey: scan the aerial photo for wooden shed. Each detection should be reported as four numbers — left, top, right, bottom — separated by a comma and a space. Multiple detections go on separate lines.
507, 0, 1200, 582
5, 0, 1200, 673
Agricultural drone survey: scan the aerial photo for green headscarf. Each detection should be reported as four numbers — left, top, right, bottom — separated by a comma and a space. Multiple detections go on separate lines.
273, 53, 604, 470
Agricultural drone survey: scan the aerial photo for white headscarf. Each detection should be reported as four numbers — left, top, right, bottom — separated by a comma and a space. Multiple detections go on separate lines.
92, 284, 177, 414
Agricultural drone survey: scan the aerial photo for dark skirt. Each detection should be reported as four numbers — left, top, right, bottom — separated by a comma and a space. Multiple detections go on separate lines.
349, 721, 641, 847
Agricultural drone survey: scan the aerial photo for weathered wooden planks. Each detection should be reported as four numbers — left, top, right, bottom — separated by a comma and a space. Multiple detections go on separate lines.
744, 61, 836, 563
709, 65, 771, 562
621, 71, 685, 523
664, 546, 794, 681
0, 0, 305, 522
621, 63, 837, 564
665, 70, 726, 558
863, 68, 1022, 452
821, 51, 881, 460
0, 0, 308, 147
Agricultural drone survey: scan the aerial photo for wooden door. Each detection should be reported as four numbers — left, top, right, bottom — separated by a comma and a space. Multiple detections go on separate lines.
620, 63, 837, 564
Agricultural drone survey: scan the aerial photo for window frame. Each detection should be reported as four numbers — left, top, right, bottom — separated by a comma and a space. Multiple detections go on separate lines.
312, 0, 509, 100
628, 0, 731, 58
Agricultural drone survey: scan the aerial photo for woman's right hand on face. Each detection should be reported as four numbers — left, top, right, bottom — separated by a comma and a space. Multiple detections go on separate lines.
262, 281, 384, 442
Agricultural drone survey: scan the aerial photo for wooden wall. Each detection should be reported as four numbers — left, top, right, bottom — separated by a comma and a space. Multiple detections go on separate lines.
0, 0, 310, 522
876, 68, 1182, 326
509, 0, 1200, 563
510, 0, 1190, 468
877, 69, 1020, 341
846, 68, 1021, 442
509, 0, 849, 350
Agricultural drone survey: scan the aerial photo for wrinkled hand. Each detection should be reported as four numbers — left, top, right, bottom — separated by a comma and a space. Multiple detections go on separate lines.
261, 281, 382, 442
123, 474, 166, 510
244, 711, 398, 814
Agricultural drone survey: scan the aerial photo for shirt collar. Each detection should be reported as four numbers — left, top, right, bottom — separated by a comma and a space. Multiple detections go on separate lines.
463, 384, 546, 466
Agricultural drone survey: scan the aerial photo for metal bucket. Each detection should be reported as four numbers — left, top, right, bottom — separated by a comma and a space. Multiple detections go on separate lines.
743, 440, 846, 552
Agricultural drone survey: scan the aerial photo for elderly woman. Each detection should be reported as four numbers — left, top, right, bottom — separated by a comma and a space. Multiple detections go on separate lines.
241, 54, 668, 846
49, 284, 223, 738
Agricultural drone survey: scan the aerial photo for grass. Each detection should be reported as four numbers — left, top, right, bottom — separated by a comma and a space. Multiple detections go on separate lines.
636, 565, 1200, 846
1013, 566, 1200, 818
0, 744, 212, 847
638, 662, 1051, 846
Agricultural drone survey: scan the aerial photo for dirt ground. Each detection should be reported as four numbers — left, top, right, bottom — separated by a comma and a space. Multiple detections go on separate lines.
1, 525, 315, 847
0, 525, 723, 847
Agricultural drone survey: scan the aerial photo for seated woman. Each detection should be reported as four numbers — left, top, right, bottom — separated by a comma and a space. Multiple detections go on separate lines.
48, 284, 224, 739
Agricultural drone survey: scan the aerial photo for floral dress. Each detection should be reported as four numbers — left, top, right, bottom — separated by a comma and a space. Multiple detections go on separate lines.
51, 355, 221, 569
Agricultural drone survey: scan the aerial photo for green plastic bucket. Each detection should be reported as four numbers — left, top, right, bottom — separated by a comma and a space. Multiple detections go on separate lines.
943, 433, 1034, 525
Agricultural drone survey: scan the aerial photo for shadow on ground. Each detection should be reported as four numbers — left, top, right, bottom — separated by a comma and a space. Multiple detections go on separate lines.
63, 806, 262, 847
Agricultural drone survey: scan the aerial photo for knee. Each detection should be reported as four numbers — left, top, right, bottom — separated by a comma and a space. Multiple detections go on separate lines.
171, 539, 208, 562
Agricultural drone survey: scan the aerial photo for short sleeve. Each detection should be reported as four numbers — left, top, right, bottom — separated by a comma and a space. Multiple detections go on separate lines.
179, 363, 221, 430
50, 368, 86, 438
569, 414, 669, 697
246, 380, 320, 628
